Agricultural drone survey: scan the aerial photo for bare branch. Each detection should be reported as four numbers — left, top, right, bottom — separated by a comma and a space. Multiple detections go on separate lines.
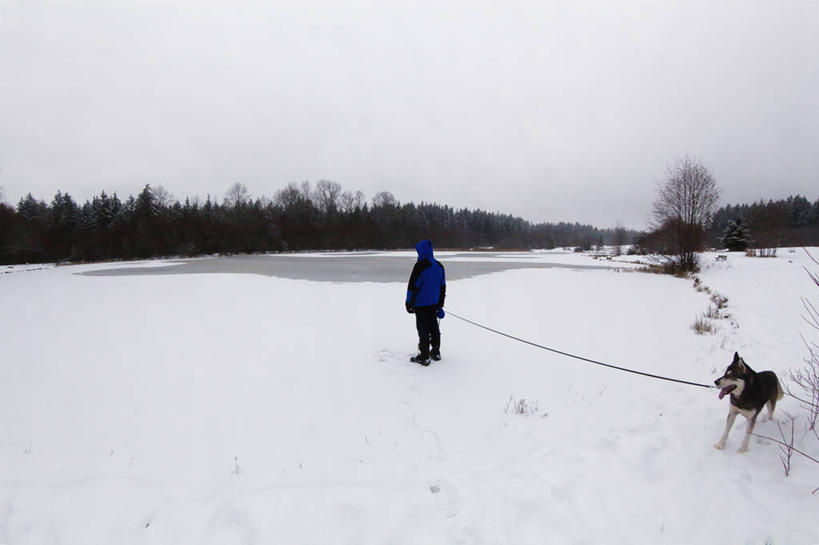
776, 417, 795, 476
749, 432, 819, 466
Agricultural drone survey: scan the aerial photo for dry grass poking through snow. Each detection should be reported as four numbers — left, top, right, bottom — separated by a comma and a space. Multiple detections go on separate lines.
691, 316, 716, 335
504, 395, 547, 417
691, 276, 732, 335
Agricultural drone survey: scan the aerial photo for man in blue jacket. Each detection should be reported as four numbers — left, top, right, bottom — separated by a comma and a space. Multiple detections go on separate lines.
405, 239, 446, 366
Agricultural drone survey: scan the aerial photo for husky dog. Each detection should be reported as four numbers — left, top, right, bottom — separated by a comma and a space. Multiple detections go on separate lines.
714, 352, 784, 453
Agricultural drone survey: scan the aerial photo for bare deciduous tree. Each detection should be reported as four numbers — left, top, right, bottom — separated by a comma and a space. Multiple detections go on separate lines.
224, 182, 250, 208
651, 155, 720, 272
256, 195, 273, 209
340, 190, 366, 214
613, 222, 627, 256
300, 181, 312, 203
274, 182, 303, 211
371, 191, 397, 208
312, 180, 342, 214
153, 185, 174, 208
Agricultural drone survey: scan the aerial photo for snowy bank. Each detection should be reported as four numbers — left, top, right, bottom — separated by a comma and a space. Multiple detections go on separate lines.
0, 251, 816, 544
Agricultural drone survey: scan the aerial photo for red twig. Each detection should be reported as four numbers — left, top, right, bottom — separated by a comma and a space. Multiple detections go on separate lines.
750, 431, 819, 493
749, 433, 819, 465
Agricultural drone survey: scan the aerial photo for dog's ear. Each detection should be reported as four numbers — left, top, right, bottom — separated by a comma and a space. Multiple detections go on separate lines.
733, 352, 740, 364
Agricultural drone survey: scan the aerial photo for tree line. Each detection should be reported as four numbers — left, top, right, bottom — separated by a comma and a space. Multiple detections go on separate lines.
708, 195, 819, 249
0, 181, 633, 265
632, 155, 818, 273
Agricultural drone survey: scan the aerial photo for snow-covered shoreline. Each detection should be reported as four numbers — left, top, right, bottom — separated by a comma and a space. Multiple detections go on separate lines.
1, 250, 816, 544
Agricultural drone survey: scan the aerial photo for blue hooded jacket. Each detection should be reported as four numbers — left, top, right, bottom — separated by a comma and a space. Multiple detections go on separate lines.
406, 240, 446, 308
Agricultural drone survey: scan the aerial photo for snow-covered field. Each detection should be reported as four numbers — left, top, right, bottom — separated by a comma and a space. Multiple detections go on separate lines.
1, 250, 817, 544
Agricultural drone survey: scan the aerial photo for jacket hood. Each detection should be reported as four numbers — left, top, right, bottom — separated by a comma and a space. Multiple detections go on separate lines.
415, 239, 434, 260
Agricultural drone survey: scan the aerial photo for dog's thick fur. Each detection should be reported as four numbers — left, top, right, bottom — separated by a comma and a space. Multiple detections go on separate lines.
714, 352, 783, 453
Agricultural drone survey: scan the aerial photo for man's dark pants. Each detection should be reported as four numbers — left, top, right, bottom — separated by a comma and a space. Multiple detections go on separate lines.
414, 306, 440, 358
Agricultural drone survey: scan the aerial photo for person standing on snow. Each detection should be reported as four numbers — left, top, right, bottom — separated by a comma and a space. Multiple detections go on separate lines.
405, 239, 446, 366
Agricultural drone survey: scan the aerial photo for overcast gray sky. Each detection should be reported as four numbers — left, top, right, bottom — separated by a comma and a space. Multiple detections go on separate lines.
1, 0, 817, 229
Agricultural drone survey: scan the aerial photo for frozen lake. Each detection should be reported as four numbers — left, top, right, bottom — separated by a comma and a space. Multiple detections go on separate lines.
79, 252, 619, 282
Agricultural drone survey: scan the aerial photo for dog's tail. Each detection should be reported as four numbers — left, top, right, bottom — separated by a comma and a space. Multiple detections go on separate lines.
776, 377, 784, 401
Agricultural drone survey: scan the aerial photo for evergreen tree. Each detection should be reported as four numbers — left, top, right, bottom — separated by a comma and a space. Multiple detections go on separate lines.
48, 191, 79, 259
0, 182, 641, 264
721, 218, 748, 251
0, 201, 15, 262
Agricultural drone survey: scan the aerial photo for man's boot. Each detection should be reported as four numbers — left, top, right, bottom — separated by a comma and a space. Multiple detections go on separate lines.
410, 354, 430, 366
411, 341, 430, 366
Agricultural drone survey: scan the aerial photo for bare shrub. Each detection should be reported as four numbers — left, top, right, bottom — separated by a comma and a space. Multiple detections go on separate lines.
750, 429, 819, 493
758, 248, 819, 493
791, 249, 819, 432
710, 293, 728, 309
692, 316, 715, 335
705, 306, 721, 320
777, 414, 796, 477
505, 395, 546, 417
790, 340, 819, 433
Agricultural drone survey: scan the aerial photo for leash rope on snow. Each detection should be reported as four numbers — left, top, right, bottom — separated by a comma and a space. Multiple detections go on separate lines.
446, 311, 716, 390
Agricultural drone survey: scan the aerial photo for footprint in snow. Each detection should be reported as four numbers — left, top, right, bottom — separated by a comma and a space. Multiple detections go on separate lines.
430, 479, 462, 519
379, 349, 419, 390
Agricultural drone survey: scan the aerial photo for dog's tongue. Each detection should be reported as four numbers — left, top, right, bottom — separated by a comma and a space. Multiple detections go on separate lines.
719, 386, 735, 399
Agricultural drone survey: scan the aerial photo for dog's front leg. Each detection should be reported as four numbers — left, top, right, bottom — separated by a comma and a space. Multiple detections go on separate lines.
715, 409, 738, 450
738, 412, 758, 453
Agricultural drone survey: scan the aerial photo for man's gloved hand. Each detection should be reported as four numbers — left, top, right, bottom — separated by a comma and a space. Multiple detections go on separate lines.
406, 303, 415, 314
436, 307, 445, 319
